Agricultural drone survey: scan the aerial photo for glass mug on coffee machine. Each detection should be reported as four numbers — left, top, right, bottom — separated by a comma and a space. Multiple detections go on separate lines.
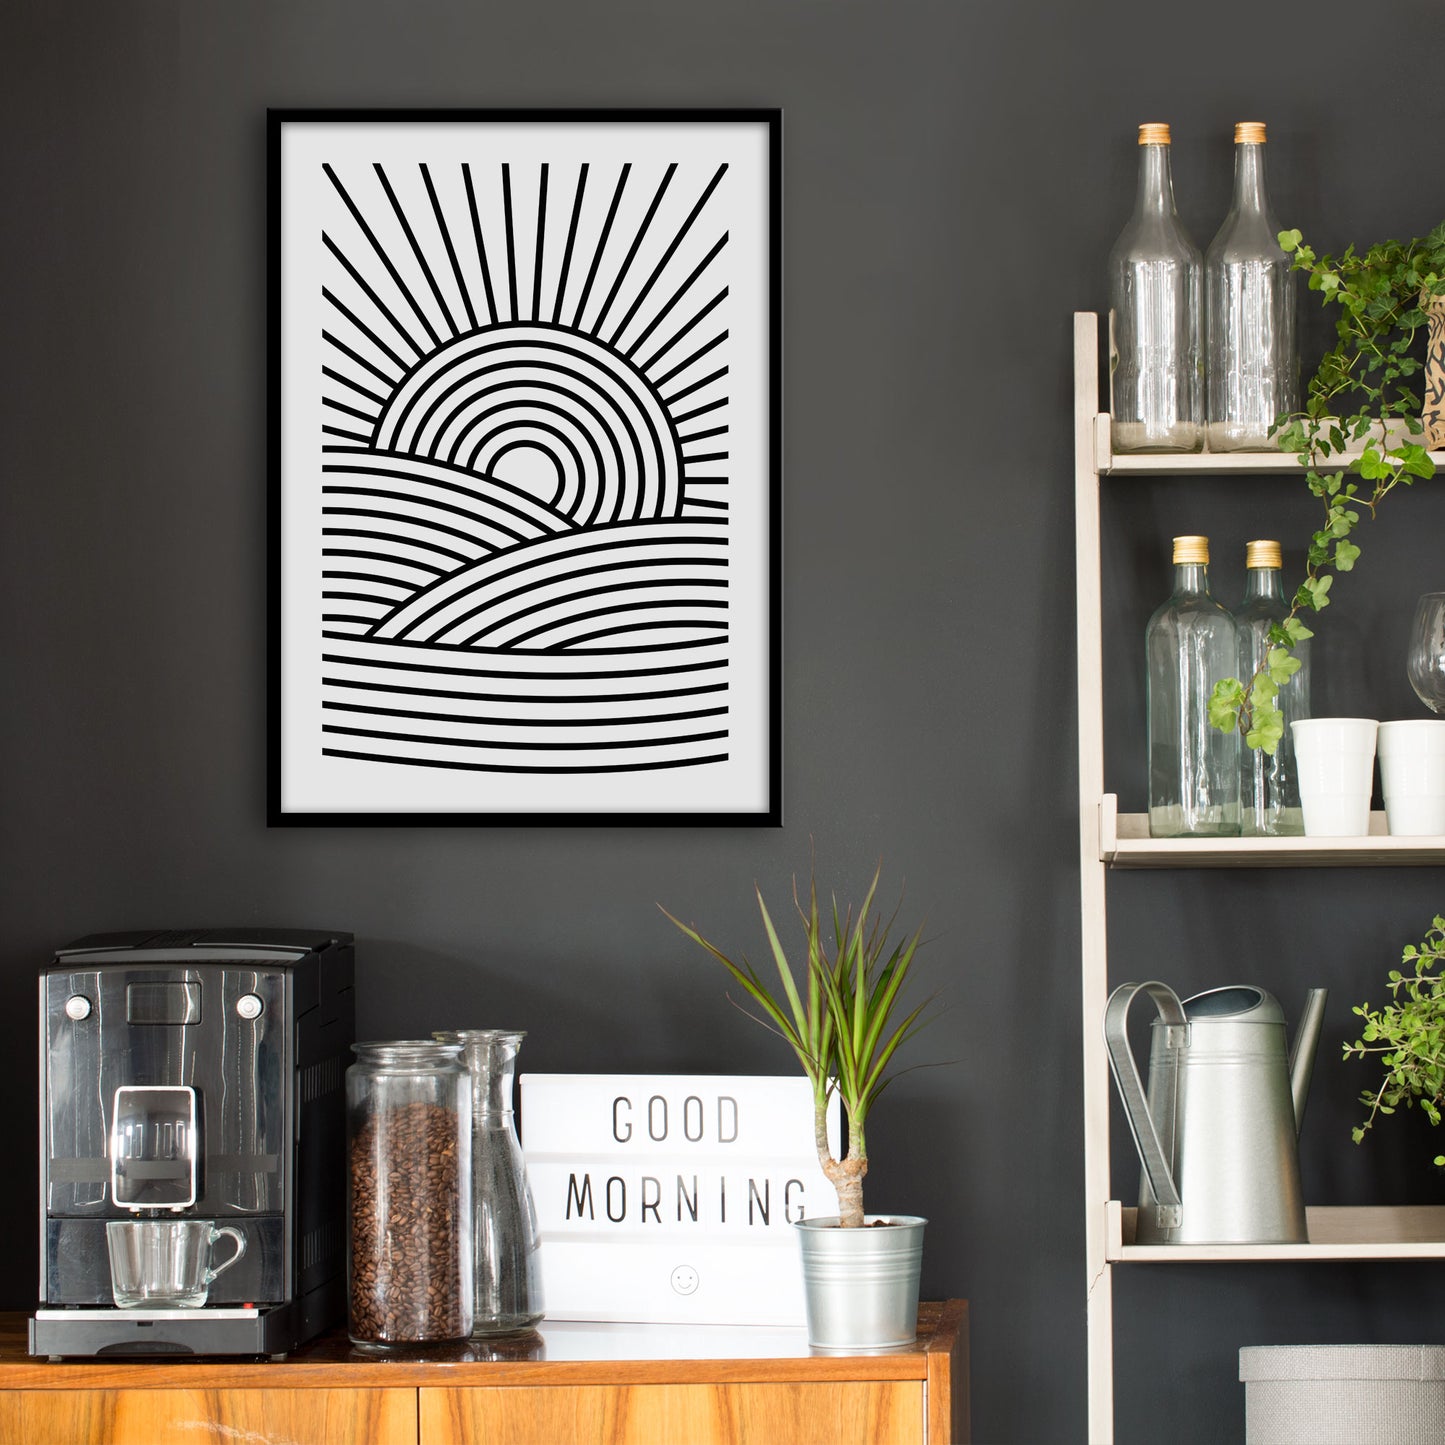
106, 1219, 247, 1309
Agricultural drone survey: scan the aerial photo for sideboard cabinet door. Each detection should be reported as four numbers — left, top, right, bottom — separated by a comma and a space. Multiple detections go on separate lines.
0, 1387, 418, 1445
420, 1381, 927, 1445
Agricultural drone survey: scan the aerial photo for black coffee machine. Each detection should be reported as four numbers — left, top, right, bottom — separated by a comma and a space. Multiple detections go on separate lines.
31, 929, 354, 1358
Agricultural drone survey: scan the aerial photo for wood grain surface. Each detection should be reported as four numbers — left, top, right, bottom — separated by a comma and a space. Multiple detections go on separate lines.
0, 1387, 417, 1445
420, 1381, 925, 1445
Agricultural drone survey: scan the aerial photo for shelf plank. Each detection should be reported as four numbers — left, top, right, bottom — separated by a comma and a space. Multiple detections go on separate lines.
1093, 413, 1445, 476
1107, 1202, 1445, 1262
1098, 798, 1444, 868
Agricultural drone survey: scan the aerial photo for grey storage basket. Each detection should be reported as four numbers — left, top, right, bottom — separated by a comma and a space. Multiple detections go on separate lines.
1241, 1345, 1445, 1445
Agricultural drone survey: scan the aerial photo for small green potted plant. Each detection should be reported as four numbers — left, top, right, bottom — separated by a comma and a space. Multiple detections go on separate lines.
1344, 916, 1445, 1162
661, 862, 938, 1350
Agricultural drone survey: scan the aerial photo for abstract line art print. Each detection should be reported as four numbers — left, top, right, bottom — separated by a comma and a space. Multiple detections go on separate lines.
269, 111, 780, 823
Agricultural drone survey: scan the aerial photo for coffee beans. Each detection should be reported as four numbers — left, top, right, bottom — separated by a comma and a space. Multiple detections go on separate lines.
348, 1098, 468, 1344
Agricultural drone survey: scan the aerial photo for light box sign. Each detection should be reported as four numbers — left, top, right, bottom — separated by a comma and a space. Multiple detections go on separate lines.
520, 1074, 841, 1326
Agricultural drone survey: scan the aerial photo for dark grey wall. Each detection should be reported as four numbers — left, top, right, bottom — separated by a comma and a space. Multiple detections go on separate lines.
3, 1, 1443, 1439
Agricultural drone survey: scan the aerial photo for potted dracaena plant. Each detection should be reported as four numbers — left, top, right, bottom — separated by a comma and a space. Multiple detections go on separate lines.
661, 862, 939, 1350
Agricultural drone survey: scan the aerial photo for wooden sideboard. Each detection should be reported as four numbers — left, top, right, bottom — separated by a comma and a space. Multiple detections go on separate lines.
0, 1301, 968, 1445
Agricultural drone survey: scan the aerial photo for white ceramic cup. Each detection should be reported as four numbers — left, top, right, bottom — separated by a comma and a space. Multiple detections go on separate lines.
1377, 719, 1445, 836
1291, 718, 1379, 837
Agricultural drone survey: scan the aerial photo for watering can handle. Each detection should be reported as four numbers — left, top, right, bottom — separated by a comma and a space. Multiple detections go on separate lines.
1103, 982, 1187, 1226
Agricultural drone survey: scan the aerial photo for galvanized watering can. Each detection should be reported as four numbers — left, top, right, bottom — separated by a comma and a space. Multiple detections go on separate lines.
1104, 982, 1327, 1245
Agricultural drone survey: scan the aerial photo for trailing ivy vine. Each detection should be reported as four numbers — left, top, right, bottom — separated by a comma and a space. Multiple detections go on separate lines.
1208, 221, 1445, 753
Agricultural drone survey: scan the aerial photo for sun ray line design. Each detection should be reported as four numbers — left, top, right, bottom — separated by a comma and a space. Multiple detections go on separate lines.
420, 162, 477, 331
532, 163, 549, 323
323, 238, 425, 362
323, 289, 410, 372
685, 453, 728, 467
623, 235, 727, 362
322, 366, 389, 408
637, 288, 727, 373
552, 164, 590, 326
324, 165, 441, 350
571, 165, 631, 330
654, 333, 727, 390
671, 397, 726, 426
679, 425, 727, 444
501, 164, 519, 323
608, 163, 726, 349
323, 330, 402, 388
374, 163, 458, 340
324, 397, 381, 424
323, 425, 374, 444
461, 164, 500, 325
662, 366, 728, 409
591, 164, 677, 338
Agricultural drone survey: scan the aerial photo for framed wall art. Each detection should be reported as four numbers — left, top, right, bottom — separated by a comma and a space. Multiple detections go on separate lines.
268, 109, 781, 824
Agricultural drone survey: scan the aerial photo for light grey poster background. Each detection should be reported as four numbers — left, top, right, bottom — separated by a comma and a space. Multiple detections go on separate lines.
2, 2, 1443, 1439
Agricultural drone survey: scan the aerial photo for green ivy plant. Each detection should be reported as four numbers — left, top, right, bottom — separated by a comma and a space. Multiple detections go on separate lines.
1344, 917, 1445, 1164
1209, 221, 1445, 752
660, 863, 936, 1229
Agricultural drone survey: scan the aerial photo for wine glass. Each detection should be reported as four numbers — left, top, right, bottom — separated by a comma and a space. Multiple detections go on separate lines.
1407, 593, 1445, 715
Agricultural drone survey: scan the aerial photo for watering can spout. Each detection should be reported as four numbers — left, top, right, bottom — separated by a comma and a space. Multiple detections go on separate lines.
1289, 988, 1328, 1136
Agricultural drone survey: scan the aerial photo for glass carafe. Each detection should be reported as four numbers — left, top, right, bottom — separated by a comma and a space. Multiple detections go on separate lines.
1146, 534, 1242, 837
437, 1029, 545, 1336
1234, 539, 1308, 835
1108, 123, 1204, 453
1205, 122, 1298, 451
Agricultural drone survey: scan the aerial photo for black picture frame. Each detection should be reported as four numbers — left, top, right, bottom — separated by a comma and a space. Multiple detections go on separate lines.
268, 109, 781, 825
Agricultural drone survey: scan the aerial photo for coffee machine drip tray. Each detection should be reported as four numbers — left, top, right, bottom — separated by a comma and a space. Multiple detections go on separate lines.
31, 1305, 305, 1360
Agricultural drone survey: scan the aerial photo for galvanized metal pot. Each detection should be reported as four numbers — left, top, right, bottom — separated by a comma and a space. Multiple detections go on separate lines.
794, 1215, 926, 1351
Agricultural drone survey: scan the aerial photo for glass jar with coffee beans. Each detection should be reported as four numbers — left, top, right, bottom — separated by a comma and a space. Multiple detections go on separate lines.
346, 1041, 473, 1347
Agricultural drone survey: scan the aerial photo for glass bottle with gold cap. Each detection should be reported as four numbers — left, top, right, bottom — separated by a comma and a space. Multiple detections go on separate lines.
1234, 539, 1309, 835
1146, 535, 1241, 837
1108, 122, 1203, 453
1205, 122, 1298, 451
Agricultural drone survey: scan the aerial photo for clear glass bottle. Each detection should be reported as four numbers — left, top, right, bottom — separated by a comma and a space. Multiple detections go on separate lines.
346, 1041, 473, 1348
1234, 540, 1308, 835
1205, 123, 1298, 451
1108, 123, 1203, 453
435, 1029, 544, 1336
1147, 535, 1241, 837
